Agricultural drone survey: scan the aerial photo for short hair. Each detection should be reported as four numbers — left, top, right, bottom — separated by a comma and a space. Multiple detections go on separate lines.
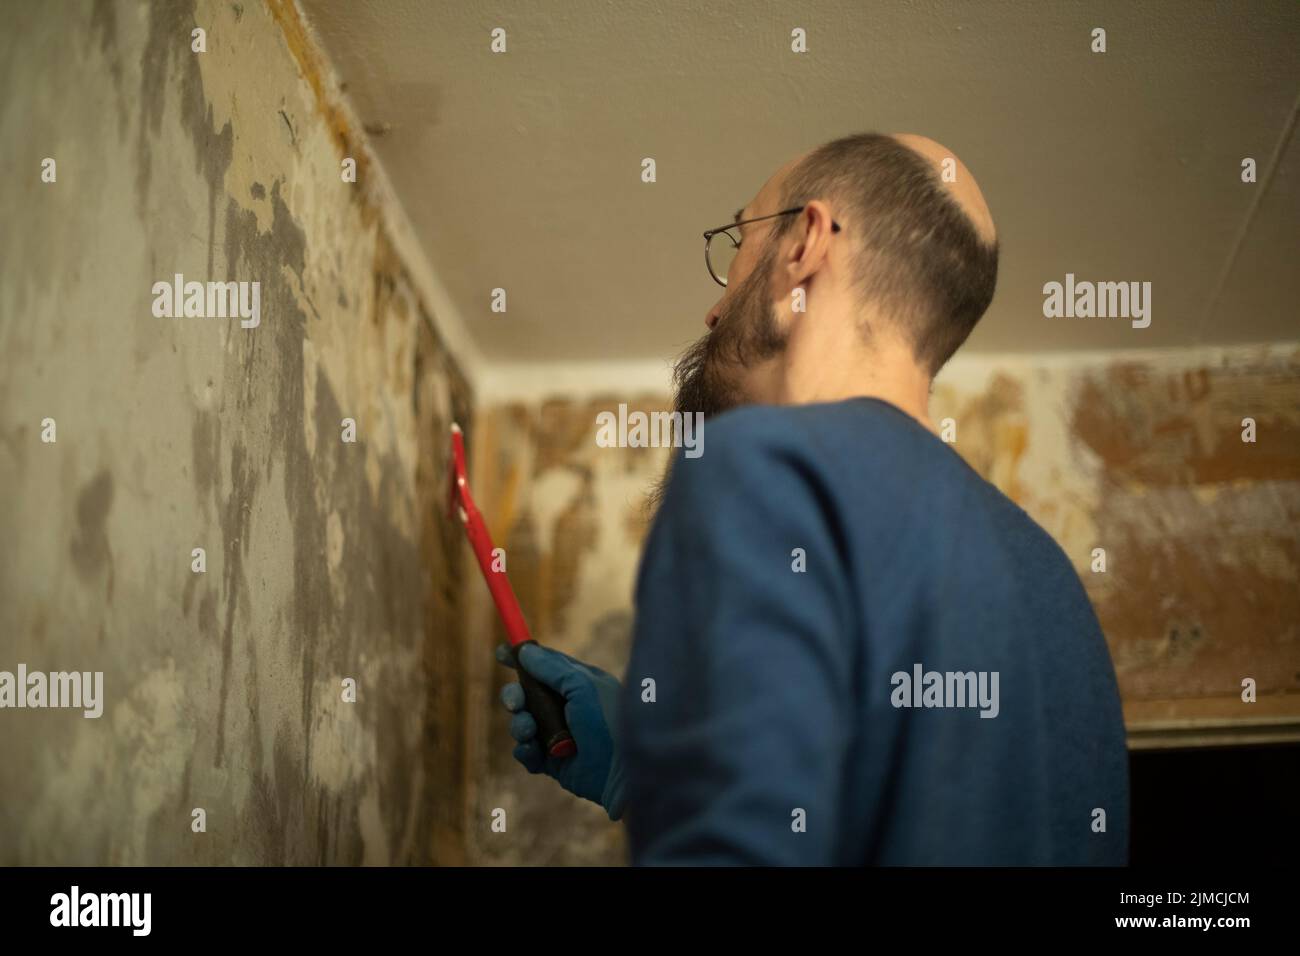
771, 133, 999, 375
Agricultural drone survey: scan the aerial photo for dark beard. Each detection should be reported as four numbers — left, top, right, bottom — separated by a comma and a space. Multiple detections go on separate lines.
672, 243, 786, 419
644, 244, 789, 515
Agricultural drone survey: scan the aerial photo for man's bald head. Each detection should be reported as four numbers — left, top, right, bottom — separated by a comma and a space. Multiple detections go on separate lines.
891, 133, 996, 246
769, 131, 999, 375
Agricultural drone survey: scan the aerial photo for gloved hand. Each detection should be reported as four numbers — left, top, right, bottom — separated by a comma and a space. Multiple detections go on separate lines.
496, 642, 626, 821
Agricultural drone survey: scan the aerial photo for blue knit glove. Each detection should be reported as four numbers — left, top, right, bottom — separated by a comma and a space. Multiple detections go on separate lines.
496, 642, 626, 821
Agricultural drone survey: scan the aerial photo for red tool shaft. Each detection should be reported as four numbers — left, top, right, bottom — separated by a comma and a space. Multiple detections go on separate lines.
450, 423, 576, 758
450, 425, 532, 647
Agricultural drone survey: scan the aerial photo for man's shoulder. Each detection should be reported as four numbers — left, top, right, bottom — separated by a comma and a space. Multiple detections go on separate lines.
689, 400, 1072, 567
688, 397, 949, 488
702, 397, 924, 454
656, 399, 958, 549
656, 401, 897, 526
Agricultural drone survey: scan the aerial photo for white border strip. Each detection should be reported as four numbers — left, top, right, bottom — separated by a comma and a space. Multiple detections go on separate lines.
475, 341, 1299, 403
478, 358, 678, 402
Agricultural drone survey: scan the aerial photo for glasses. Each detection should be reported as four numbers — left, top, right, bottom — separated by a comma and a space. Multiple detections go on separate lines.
703, 205, 841, 287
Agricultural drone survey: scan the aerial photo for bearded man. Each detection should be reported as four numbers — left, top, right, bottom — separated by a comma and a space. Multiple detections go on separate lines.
496, 132, 1129, 866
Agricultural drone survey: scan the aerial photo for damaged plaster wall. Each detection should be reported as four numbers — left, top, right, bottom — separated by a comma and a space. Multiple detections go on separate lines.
0, 0, 473, 863
467, 344, 1300, 865
932, 345, 1300, 726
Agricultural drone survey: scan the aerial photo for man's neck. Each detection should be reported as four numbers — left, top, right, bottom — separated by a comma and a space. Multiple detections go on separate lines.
760, 337, 936, 432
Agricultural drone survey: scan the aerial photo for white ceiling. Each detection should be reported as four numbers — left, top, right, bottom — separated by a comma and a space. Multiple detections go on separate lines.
300, 0, 1300, 363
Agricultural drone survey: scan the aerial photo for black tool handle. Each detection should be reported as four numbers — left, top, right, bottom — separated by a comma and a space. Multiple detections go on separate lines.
513, 640, 577, 758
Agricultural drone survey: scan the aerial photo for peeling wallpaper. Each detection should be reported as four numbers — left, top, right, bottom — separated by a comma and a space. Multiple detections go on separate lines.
0, 0, 472, 864
932, 347, 1300, 710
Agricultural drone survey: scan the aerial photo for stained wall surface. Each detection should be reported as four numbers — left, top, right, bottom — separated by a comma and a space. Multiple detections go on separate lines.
0, 0, 473, 864
932, 347, 1300, 737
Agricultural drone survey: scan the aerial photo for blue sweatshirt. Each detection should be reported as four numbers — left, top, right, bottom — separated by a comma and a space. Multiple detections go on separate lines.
622, 397, 1129, 865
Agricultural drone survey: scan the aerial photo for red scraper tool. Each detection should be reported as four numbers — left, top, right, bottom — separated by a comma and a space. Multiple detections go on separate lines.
448, 423, 576, 758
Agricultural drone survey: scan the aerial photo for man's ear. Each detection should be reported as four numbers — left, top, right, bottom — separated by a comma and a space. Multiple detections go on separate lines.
783, 200, 836, 292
